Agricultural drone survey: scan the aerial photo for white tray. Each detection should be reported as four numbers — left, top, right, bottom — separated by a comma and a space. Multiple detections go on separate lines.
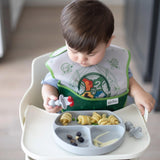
21, 104, 150, 160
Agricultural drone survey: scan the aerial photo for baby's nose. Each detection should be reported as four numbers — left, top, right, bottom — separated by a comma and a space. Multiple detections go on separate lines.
79, 54, 88, 61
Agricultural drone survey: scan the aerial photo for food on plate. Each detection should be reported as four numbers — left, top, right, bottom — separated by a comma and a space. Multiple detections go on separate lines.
78, 112, 119, 125
107, 115, 119, 125
98, 118, 111, 125
66, 131, 85, 146
60, 112, 72, 125
91, 112, 102, 123
93, 131, 119, 147
78, 115, 91, 125
59, 112, 119, 125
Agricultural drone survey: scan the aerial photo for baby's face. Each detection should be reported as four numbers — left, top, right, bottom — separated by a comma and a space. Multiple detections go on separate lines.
66, 42, 108, 67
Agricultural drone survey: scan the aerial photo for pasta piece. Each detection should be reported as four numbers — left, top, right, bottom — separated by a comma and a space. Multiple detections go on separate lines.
98, 118, 111, 125
102, 113, 107, 118
91, 112, 101, 123
108, 115, 119, 125
60, 112, 72, 125
78, 115, 91, 125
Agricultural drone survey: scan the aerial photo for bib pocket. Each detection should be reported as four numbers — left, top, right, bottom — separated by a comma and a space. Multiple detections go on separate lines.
58, 81, 129, 111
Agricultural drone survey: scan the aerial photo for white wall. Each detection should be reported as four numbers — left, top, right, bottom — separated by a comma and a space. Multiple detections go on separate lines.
25, 0, 124, 6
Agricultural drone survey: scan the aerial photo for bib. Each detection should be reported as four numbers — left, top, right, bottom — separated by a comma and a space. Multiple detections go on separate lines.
46, 45, 130, 111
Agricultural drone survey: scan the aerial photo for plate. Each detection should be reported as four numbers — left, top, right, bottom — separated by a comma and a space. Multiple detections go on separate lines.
53, 110, 125, 155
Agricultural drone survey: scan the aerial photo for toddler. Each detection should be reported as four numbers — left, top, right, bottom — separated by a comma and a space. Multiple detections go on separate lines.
41, 0, 155, 115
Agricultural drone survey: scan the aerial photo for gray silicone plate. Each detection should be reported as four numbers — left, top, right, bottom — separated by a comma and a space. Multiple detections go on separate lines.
53, 110, 125, 155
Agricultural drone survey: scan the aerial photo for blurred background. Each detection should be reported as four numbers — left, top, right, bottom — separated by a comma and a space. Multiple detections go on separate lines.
0, 0, 160, 160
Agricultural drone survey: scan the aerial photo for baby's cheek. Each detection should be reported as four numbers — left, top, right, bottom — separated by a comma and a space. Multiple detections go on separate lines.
91, 58, 100, 65
71, 56, 78, 62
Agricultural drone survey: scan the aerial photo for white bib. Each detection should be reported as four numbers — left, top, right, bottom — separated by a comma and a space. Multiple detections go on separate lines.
46, 45, 130, 98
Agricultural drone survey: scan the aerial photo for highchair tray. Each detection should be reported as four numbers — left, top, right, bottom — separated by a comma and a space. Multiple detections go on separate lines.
21, 104, 150, 160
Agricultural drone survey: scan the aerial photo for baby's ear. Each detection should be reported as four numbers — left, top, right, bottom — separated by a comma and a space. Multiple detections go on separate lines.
106, 35, 115, 48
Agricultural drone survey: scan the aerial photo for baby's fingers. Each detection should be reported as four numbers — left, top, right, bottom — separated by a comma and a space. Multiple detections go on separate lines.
136, 104, 145, 116
45, 106, 62, 113
144, 96, 155, 113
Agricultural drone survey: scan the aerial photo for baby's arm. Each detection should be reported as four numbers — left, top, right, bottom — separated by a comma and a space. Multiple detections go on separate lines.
41, 84, 62, 113
129, 77, 155, 115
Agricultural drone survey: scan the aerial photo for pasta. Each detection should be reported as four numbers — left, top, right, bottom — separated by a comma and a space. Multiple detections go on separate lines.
91, 112, 102, 123
98, 118, 111, 125
78, 115, 91, 125
60, 112, 72, 125
77, 113, 119, 125
93, 131, 119, 147
59, 112, 119, 126
107, 115, 119, 125
102, 113, 107, 118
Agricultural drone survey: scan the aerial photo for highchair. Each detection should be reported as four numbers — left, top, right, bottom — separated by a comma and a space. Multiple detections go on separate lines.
19, 52, 150, 160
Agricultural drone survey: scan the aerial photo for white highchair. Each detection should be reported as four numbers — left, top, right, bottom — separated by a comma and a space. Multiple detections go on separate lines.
19, 52, 150, 160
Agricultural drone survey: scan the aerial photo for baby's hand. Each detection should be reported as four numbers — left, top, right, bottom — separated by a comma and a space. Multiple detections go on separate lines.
43, 95, 62, 113
134, 89, 155, 116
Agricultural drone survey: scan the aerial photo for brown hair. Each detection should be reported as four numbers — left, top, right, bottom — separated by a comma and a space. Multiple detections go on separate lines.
61, 0, 114, 54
